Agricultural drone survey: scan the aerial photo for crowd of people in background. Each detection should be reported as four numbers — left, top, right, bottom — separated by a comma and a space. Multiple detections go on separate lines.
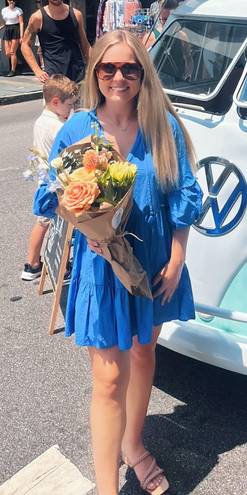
0, 0, 185, 77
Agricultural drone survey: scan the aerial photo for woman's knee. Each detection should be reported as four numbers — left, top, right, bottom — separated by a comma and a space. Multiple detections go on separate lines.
130, 327, 161, 364
130, 341, 155, 367
93, 368, 122, 401
90, 348, 129, 401
11, 41, 19, 53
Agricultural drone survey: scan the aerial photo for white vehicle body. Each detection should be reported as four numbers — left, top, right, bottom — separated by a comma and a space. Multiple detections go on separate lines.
150, 0, 247, 374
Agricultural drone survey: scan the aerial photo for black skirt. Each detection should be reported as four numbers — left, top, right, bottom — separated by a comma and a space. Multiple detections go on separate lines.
3, 24, 20, 41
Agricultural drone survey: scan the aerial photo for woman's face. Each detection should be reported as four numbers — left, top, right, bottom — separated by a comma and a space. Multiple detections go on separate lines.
7, 0, 16, 8
96, 42, 142, 106
159, 8, 171, 26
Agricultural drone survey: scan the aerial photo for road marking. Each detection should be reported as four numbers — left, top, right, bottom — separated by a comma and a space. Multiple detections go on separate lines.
0, 167, 20, 172
0, 445, 95, 495
164, 416, 187, 430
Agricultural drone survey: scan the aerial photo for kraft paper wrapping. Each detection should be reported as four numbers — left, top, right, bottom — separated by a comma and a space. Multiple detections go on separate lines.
56, 138, 153, 299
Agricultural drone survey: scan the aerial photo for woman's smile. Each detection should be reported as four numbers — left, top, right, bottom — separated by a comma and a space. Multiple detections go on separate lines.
109, 86, 129, 93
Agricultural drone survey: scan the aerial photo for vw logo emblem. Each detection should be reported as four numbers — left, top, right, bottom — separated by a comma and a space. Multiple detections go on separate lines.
194, 156, 247, 236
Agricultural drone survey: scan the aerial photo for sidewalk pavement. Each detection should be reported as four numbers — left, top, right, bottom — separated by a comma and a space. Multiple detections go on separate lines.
0, 445, 95, 495
0, 73, 43, 105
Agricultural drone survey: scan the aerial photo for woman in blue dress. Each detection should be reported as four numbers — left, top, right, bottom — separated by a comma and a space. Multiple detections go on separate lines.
34, 30, 202, 495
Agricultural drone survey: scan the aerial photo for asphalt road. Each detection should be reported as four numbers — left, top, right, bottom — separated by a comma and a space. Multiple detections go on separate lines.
0, 101, 247, 495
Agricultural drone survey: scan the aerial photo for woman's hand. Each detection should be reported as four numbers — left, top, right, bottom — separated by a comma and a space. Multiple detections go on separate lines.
87, 239, 103, 256
153, 227, 190, 304
152, 260, 184, 304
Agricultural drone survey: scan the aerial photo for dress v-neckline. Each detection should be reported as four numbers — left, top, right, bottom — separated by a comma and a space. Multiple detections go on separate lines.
89, 109, 140, 161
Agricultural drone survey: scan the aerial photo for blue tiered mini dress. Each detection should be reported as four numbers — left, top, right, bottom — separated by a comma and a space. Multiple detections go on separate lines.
34, 110, 203, 350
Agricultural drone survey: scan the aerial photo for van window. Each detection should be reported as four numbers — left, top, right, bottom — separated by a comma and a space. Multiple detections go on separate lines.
237, 72, 247, 119
152, 20, 247, 98
238, 76, 247, 102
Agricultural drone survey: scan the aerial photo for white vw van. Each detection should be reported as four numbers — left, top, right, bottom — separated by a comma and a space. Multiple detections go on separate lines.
150, 0, 247, 374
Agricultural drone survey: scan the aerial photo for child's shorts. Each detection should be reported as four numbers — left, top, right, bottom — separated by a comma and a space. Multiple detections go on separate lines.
36, 216, 50, 227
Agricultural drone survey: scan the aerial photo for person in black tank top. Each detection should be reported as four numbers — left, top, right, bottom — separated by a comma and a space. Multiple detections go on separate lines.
21, 1, 90, 83
38, 7, 84, 82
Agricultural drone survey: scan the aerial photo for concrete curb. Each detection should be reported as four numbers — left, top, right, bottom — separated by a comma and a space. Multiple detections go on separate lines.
0, 445, 95, 494
0, 90, 43, 106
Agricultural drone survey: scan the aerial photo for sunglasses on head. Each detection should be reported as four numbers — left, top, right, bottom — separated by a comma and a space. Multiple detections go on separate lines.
95, 62, 143, 81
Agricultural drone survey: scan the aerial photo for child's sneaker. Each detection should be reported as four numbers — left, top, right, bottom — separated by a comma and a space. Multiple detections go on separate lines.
21, 261, 43, 281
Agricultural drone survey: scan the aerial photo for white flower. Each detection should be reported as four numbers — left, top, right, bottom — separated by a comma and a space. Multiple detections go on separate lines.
48, 179, 62, 192
27, 153, 36, 162
29, 147, 48, 161
37, 162, 49, 171
58, 171, 70, 185
23, 169, 35, 181
50, 157, 64, 170
38, 170, 49, 182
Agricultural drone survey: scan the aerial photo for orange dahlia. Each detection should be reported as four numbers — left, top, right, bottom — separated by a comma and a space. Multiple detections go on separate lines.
82, 150, 100, 172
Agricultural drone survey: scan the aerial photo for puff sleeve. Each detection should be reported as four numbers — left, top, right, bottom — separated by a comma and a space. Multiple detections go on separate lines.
166, 114, 203, 229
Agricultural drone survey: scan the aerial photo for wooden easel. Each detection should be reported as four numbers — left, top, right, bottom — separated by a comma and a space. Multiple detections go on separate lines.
38, 219, 73, 335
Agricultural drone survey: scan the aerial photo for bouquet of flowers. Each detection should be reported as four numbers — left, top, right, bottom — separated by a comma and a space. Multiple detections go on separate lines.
25, 126, 152, 299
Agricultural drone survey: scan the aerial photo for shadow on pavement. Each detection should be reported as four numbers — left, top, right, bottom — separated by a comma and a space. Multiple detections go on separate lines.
120, 345, 247, 495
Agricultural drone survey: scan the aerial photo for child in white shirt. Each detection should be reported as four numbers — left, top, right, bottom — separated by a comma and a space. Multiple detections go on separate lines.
21, 74, 79, 281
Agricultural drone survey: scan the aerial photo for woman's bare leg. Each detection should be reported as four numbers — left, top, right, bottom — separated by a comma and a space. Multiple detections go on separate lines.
88, 346, 130, 495
10, 39, 19, 72
4, 40, 11, 68
121, 325, 164, 491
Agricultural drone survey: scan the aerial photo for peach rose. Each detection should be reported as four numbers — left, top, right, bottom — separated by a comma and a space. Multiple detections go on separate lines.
62, 181, 100, 213
82, 150, 100, 172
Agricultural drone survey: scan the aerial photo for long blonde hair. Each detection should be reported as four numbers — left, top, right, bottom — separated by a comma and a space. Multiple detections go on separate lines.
83, 30, 196, 189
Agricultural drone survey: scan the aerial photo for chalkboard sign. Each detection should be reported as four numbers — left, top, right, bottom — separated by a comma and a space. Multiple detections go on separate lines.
38, 215, 73, 335
44, 216, 69, 290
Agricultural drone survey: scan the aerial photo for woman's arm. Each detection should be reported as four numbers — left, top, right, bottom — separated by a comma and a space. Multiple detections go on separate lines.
169, 227, 189, 267
153, 227, 189, 304
19, 14, 24, 40
153, 115, 202, 303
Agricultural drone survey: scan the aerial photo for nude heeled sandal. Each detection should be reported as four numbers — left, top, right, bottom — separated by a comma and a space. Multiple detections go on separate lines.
122, 450, 169, 495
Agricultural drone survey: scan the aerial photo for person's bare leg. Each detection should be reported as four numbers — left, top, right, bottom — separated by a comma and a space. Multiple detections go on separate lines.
88, 346, 130, 495
4, 40, 11, 69
10, 39, 19, 72
122, 325, 166, 491
27, 223, 49, 266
